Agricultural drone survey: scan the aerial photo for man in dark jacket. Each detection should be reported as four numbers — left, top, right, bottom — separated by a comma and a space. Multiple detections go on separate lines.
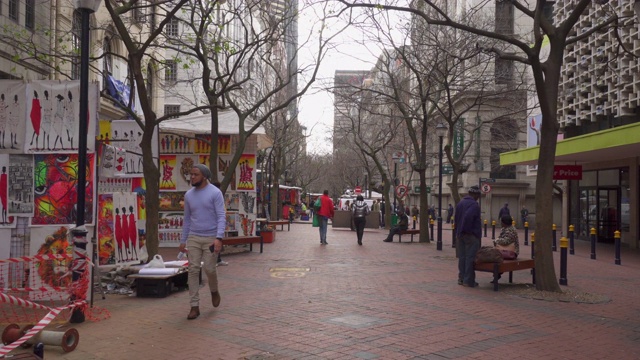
383, 208, 409, 242
454, 186, 482, 287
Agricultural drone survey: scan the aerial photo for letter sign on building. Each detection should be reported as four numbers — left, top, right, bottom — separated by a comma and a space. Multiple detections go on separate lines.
553, 165, 582, 180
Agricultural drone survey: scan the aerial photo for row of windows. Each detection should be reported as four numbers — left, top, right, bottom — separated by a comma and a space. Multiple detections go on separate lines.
4, 0, 36, 30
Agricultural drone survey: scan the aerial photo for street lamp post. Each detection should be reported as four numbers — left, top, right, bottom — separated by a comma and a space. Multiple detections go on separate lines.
435, 122, 448, 251
70, 0, 101, 324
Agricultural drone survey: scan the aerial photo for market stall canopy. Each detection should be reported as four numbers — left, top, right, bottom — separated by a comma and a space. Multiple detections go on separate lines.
159, 110, 272, 149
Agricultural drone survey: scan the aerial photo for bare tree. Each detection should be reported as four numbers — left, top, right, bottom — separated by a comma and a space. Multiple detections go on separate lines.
337, 0, 624, 292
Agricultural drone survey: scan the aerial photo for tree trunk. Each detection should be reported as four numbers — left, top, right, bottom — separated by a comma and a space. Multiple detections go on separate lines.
141, 121, 160, 260
418, 170, 430, 243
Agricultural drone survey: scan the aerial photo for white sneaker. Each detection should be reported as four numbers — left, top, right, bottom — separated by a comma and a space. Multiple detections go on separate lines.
216, 261, 229, 266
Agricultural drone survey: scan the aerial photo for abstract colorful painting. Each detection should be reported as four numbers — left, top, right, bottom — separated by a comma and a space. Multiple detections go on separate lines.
159, 191, 185, 211
29, 226, 72, 299
237, 154, 255, 191
97, 194, 115, 265
32, 153, 95, 225
159, 155, 177, 190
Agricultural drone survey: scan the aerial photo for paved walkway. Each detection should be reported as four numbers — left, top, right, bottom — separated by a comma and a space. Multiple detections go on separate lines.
12, 222, 640, 359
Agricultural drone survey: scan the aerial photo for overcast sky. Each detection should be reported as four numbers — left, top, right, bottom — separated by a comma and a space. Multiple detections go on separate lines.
296, 2, 378, 155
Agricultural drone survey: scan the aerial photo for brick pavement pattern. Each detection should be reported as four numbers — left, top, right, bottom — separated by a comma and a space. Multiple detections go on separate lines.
11, 222, 640, 359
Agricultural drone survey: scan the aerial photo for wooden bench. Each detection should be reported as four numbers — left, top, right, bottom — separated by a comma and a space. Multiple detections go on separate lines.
396, 229, 420, 242
221, 235, 263, 253
268, 220, 290, 231
474, 259, 535, 291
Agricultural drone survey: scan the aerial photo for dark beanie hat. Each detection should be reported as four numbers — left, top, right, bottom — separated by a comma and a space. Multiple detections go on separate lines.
468, 185, 481, 194
193, 164, 211, 179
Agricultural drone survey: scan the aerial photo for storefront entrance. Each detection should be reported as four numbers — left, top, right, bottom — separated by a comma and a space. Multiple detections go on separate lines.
578, 187, 619, 242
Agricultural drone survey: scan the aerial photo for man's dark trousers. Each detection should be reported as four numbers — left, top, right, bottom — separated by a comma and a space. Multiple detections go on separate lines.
457, 233, 480, 286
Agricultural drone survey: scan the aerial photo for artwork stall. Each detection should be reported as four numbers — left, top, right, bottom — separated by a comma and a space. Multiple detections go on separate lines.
0, 80, 102, 319
157, 111, 267, 247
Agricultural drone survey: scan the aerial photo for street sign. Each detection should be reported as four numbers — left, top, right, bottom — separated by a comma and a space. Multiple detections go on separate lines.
426, 186, 431, 194
442, 164, 453, 175
413, 186, 420, 194
481, 183, 492, 194
395, 185, 408, 198
354, 186, 362, 194
479, 177, 496, 183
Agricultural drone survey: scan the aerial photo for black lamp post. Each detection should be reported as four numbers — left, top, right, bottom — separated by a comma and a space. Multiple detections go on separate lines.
435, 122, 448, 251
70, 0, 101, 324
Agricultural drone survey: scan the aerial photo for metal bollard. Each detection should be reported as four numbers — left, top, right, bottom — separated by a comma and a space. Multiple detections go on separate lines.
569, 225, 575, 255
452, 223, 456, 248
430, 219, 434, 241
530, 232, 535, 259
530, 234, 535, 282
559, 236, 568, 285
524, 222, 529, 246
491, 220, 496, 240
590, 228, 597, 260
484, 219, 488, 237
552, 224, 557, 251
615, 230, 621, 265
413, 216, 416, 230
512, 220, 516, 227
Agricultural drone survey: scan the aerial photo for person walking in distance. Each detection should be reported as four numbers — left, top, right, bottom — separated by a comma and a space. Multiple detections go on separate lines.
520, 205, 529, 228
498, 203, 510, 219
317, 190, 335, 245
179, 164, 226, 319
454, 186, 482, 287
352, 195, 370, 245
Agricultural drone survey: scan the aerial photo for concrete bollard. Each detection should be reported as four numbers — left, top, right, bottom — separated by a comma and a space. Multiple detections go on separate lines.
569, 225, 575, 255
590, 228, 597, 260
491, 220, 496, 240
552, 224, 557, 252
615, 230, 621, 265
559, 236, 568, 286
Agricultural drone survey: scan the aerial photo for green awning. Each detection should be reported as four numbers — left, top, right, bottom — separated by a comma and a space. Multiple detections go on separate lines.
501, 122, 640, 166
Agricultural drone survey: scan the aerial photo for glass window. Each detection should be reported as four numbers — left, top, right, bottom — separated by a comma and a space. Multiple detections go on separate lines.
166, 17, 179, 37
9, 0, 18, 21
598, 169, 619, 186
164, 105, 180, 119
580, 170, 596, 186
25, 0, 35, 30
165, 60, 177, 82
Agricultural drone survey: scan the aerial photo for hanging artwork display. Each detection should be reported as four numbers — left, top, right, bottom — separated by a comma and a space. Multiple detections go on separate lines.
176, 154, 197, 191
0, 81, 27, 153
25, 81, 99, 153
159, 154, 177, 190
108, 120, 157, 177
237, 154, 255, 191
29, 226, 72, 300
112, 192, 143, 264
32, 153, 95, 225
158, 212, 184, 246
8, 154, 34, 216
159, 191, 185, 212
160, 133, 192, 154
97, 194, 115, 265
0, 154, 15, 227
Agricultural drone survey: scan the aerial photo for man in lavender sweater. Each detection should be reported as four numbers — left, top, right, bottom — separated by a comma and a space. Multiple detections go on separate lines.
179, 164, 226, 320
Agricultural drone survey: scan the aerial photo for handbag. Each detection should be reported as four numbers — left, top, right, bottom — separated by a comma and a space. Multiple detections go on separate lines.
312, 214, 320, 227
495, 243, 517, 260
475, 246, 504, 264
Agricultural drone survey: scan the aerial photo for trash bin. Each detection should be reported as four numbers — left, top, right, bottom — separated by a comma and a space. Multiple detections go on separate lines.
391, 214, 398, 226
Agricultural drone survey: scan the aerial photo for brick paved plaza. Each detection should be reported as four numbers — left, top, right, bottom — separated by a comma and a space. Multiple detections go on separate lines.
17, 222, 640, 359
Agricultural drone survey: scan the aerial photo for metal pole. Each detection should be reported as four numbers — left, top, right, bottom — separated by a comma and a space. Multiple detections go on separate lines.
393, 162, 397, 213
437, 134, 443, 251
70, 7, 91, 324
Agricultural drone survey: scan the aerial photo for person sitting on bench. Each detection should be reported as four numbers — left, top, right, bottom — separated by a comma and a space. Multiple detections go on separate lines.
493, 215, 520, 258
383, 208, 409, 242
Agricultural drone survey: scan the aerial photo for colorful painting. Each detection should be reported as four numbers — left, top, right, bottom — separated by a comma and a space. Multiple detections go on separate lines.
158, 212, 184, 246
9, 154, 34, 215
0, 154, 15, 227
160, 155, 177, 190
29, 226, 72, 299
98, 119, 112, 142
176, 155, 196, 191
32, 153, 95, 225
237, 154, 255, 191
159, 191, 185, 211
112, 192, 142, 264
25, 81, 99, 153
240, 192, 256, 214
97, 194, 115, 265
225, 212, 237, 232
132, 178, 147, 220
194, 134, 211, 154
0, 81, 27, 154
160, 133, 192, 154
218, 155, 236, 191
239, 213, 255, 236
225, 193, 240, 211
218, 135, 231, 154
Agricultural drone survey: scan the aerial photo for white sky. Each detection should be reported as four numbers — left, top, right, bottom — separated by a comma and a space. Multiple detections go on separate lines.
296, 2, 379, 155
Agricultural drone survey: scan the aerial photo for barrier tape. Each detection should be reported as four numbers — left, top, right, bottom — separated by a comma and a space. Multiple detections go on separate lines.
0, 299, 86, 356
0, 254, 73, 264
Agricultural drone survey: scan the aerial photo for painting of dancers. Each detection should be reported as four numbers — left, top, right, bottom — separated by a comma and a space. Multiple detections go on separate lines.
0, 81, 26, 154
112, 192, 142, 264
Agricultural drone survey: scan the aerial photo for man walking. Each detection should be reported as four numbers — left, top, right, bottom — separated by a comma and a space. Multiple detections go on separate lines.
317, 190, 334, 244
454, 185, 482, 288
179, 164, 226, 319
